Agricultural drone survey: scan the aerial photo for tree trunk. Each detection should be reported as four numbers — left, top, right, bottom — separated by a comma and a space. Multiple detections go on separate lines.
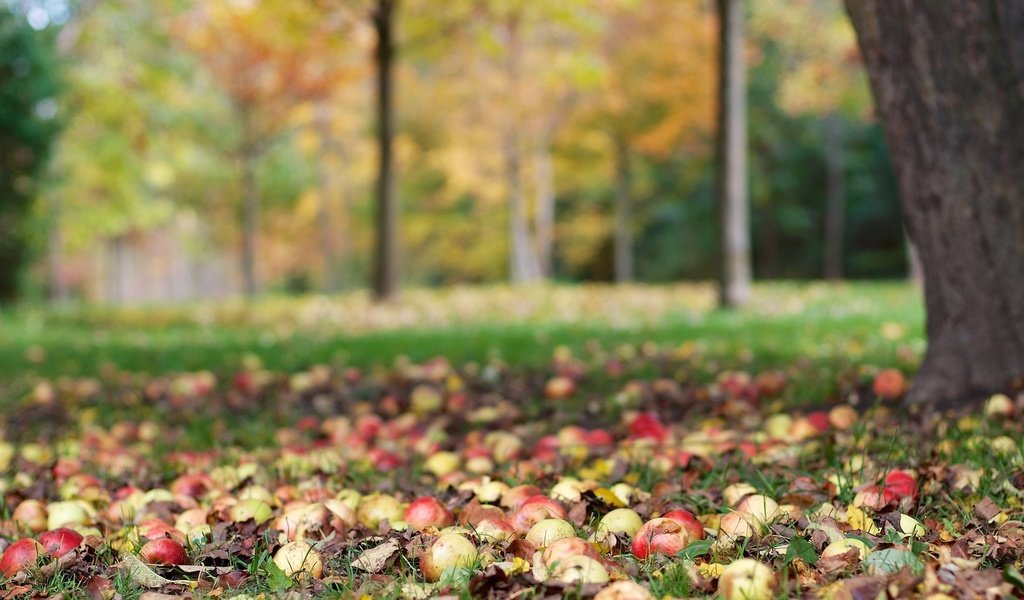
823, 113, 845, 281
240, 148, 259, 297
845, 1, 1024, 406
372, 0, 399, 301
533, 139, 555, 279
613, 137, 634, 283
48, 201, 69, 303
904, 231, 922, 284
315, 101, 340, 292
716, 0, 751, 308
503, 15, 538, 284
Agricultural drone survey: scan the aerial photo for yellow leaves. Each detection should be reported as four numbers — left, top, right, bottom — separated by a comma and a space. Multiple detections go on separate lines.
845, 504, 880, 535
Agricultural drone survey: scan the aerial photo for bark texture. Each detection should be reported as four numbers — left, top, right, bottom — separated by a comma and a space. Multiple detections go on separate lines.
716, 0, 751, 308
372, 0, 399, 301
846, 1, 1024, 405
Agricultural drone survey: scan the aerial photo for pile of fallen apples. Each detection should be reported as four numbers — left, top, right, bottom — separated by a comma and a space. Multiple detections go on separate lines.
0, 354, 1021, 598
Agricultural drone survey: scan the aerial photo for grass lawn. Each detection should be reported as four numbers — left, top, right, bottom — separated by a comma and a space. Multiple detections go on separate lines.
3, 282, 1022, 599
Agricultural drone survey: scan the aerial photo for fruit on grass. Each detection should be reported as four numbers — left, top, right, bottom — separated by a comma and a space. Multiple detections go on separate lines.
821, 538, 870, 560
872, 369, 906, 400
0, 539, 43, 577
631, 518, 690, 559
139, 539, 189, 566
525, 518, 576, 548
719, 558, 776, 600
420, 532, 478, 582
39, 528, 84, 558
662, 508, 706, 540
273, 541, 324, 578
404, 497, 455, 531
598, 508, 643, 536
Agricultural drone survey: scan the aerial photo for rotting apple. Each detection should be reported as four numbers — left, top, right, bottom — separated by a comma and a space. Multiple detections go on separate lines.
39, 528, 84, 558
718, 558, 776, 600
508, 496, 567, 533
631, 518, 690, 559
525, 519, 576, 548
273, 541, 324, 578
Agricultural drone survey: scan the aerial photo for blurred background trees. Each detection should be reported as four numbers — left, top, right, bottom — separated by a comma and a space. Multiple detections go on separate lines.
2, 0, 907, 304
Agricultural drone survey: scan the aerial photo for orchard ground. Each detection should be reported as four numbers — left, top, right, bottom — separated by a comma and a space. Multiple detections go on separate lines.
0, 282, 1022, 599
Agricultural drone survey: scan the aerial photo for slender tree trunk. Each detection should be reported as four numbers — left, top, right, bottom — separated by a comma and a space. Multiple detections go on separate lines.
823, 113, 845, 280
372, 0, 399, 301
613, 137, 634, 283
315, 101, 340, 292
240, 148, 259, 297
533, 137, 555, 279
503, 15, 538, 284
846, 1, 1024, 406
48, 200, 69, 303
716, 0, 751, 308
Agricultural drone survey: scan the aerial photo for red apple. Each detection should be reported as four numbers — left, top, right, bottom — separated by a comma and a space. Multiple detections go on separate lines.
39, 528, 83, 558
541, 536, 602, 566
629, 413, 668, 442
872, 369, 907, 400
661, 509, 706, 541
883, 470, 919, 501
139, 539, 189, 566
631, 518, 690, 559
404, 497, 455, 531
0, 539, 44, 577
508, 496, 567, 533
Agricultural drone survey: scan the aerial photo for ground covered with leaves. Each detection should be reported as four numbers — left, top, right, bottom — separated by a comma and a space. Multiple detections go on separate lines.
0, 285, 1021, 599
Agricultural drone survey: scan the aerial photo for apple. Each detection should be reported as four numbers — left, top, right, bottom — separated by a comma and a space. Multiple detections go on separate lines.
542, 536, 602, 566
735, 495, 781, 531
273, 541, 323, 578
883, 470, 918, 501
474, 518, 516, 543
898, 514, 927, 538
548, 554, 609, 585
356, 494, 405, 529
722, 483, 758, 507
631, 518, 690, 559
0, 539, 43, 577
629, 413, 668, 442
139, 539, 189, 566
229, 499, 273, 525
404, 497, 455, 531
420, 532, 478, 582
508, 496, 567, 532
598, 508, 643, 536
853, 485, 897, 510
872, 369, 906, 400
821, 538, 870, 560
12, 499, 47, 533
410, 385, 443, 415
718, 512, 755, 543
525, 519, 576, 548
545, 376, 576, 399
828, 405, 858, 430
985, 393, 1015, 417
661, 509, 706, 540
39, 528, 84, 558
718, 558, 776, 600
46, 501, 93, 530
594, 581, 655, 600
500, 485, 542, 510
171, 473, 215, 499
424, 452, 461, 478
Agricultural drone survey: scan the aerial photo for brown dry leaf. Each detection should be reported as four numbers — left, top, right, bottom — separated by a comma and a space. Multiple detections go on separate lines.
974, 497, 1001, 522
352, 539, 401, 573
139, 594, 189, 600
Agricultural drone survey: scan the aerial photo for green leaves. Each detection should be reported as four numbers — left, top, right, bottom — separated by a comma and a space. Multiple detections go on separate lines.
784, 537, 817, 566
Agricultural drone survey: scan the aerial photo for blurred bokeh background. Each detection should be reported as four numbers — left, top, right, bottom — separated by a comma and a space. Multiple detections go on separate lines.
2, 0, 908, 305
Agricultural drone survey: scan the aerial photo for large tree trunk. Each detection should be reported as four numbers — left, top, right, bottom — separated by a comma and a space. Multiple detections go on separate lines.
613, 137, 634, 283
240, 149, 259, 297
315, 101, 340, 292
823, 113, 845, 281
716, 0, 751, 308
372, 0, 399, 301
845, 1, 1024, 406
533, 138, 555, 279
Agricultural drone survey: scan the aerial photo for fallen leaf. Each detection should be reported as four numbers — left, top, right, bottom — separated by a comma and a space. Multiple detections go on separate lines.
352, 539, 400, 572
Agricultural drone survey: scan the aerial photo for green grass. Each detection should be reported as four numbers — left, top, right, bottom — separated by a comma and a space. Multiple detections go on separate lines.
0, 282, 924, 400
